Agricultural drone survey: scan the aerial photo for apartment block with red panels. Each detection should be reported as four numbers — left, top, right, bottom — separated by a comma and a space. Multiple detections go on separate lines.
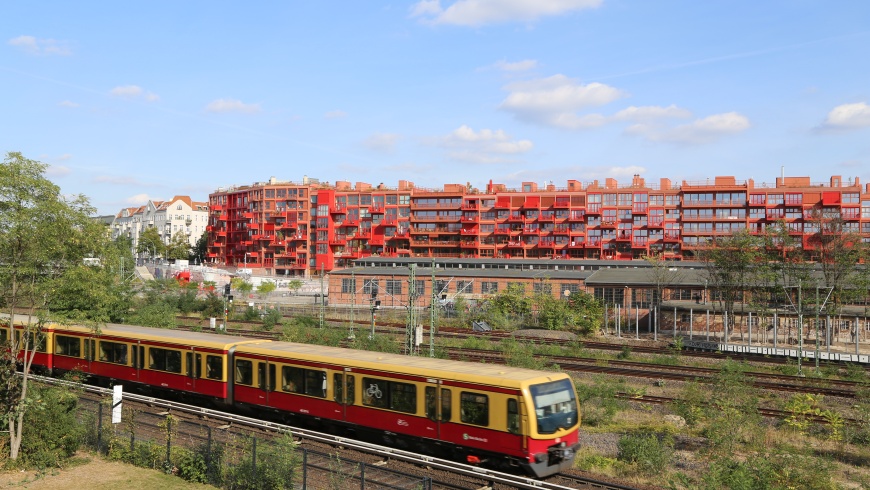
207, 179, 314, 276
314, 181, 415, 271
207, 174, 870, 275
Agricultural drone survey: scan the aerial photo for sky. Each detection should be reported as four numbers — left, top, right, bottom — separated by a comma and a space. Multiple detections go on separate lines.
3, 1, 870, 215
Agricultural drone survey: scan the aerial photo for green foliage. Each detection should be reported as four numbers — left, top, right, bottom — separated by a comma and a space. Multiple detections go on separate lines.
137, 227, 164, 258
670, 381, 707, 427
617, 345, 632, 359
701, 361, 761, 454
256, 281, 277, 297
191, 231, 208, 264
616, 432, 673, 476
261, 307, 282, 331
699, 447, 837, 490
575, 375, 628, 427
287, 279, 303, 294
499, 338, 549, 370
16, 383, 85, 469
483, 283, 532, 328
165, 232, 191, 260
130, 301, 178, 328
221, 434, 300, 490
199, 292, 224, 320
243, 306, 261, 322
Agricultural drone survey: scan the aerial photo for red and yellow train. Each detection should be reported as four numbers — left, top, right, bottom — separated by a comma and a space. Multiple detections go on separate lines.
3, 318, 581, 478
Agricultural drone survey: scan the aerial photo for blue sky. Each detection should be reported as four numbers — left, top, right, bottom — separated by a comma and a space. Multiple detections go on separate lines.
3, 1, 869, 215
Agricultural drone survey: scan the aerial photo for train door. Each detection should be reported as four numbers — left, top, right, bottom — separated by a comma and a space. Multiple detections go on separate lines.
257, 359, 275, 405
185, 348, 201, 391
332, 368, 354, 421
130, 342, 143, 382
83, 339, 96, 371
425, 381, 450, 439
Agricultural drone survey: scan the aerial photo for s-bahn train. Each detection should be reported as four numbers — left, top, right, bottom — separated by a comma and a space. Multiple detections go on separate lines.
2, 318, 581, 478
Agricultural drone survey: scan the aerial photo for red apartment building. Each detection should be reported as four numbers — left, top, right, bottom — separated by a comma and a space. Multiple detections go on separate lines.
207, 174, 870, 276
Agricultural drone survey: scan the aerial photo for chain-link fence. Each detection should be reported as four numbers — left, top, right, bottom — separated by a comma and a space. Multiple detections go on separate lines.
79, 398, 432, 489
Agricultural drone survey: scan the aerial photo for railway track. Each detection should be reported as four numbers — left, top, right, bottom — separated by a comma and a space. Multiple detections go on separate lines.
449, 348, 863, 398
33, 375, 640, 490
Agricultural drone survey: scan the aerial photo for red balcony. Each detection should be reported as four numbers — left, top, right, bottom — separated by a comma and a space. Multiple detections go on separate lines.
292, 259, 308, 269
632, 203, 648, 214
382, 216, 398, 225
369, 236, 385, 246
461, 202, 479, 210
495, 228, 510, 235
539, 239, 556, 248
632, 237, 649, 247
393, 229, 410, 238
243, 212, 254, 219
600, 220, 617, 228
461, 215, 478, 222
370, 204, 385, 213
508, 213, 524, 222
330, 203, 346, 214
569, 238, 585, 248
460, 241, 478, 248
355, 229, 372, 239
216, 230, 227, 237
587, 204, 601, 214
554, 225, 570, 233
330, 235, 346, 245
538, 214, 555, 222
523, 227, 540, 234
461, 227, 479, 235
617, 231, 632, 241
554, 198, 571, 208
218, 214, 228, 221
506, 240, 523, 247
210, 205, 224, 212
648, 217, 664, 227
664, 231, 681, 241
587, 238, 602, 247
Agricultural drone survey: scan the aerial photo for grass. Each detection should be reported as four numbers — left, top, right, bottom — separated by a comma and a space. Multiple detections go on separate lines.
0, 453, 217, 490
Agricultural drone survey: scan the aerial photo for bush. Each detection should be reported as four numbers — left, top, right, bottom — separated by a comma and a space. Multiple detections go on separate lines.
222, 434, 300, 490
616, 432, 673, 476
17, 383, 85, 469
575, 376, 628, 427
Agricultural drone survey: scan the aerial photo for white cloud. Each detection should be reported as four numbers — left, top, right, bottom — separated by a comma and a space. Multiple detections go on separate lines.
821, 102, 870, 130
126, 193, 151, 204
8, 35, 72, 56
205, 98, 261, 114
363, 133, 400, 153
58, 100, 80, 108
499, 75, 626, 128
110, 85, 159, 102
494, 59, 538, 72
439, 125, 533, 163
325, 110, 348, 120
410, 0, 602, 26
628, 112, 750, 144
613, 105, 691, 122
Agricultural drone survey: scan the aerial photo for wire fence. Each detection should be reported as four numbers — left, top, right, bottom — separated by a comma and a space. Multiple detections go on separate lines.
78, 398, 432, 489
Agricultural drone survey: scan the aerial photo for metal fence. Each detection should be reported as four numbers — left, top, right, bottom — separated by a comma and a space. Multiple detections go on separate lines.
79, 398, 432, 489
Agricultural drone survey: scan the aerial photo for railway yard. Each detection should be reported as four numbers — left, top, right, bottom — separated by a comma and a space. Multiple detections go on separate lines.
8, 311, 870, 489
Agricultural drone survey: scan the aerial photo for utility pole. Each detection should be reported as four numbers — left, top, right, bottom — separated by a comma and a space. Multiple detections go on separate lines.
430, 257, 437, 358
319, 263, 325, 329
407, 264, 418, 356
349, 269, 356, 339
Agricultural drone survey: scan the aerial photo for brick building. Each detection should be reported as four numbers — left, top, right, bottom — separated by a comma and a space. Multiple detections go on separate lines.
207, 174, 870, 276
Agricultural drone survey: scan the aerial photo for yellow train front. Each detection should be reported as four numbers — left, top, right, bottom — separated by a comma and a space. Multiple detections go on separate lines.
231, 342, 581, 478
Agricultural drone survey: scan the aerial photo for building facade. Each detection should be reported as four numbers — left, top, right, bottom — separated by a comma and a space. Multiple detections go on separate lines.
109, 196, 209, 256
206, 174, 870, 275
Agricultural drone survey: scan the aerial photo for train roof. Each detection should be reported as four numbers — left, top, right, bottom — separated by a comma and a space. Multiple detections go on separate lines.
236, 341, 568, 387
50, 322, 266, 351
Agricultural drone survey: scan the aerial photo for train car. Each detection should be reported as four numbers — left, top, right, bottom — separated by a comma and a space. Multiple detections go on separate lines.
232, 342, 580, 478
17, 319, 580, 478
0, 317, 51, 372
46, 323, 266, 403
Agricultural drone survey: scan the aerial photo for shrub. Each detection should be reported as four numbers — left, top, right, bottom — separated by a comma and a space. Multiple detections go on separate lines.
17, 383, 85, 469
616, 432, 673, 476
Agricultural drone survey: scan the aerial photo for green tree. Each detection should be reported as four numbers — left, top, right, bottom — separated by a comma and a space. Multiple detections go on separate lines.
484, 283, 532, 328
257, 280, 277, 298
137, 226, 164, 259
191, 231, 208, 264
287, 279, 303, 295
165, 231, 191, 260
0, 152, 102, 461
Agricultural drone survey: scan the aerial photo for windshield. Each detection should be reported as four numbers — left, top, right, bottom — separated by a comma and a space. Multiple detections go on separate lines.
530, 379, 578, 435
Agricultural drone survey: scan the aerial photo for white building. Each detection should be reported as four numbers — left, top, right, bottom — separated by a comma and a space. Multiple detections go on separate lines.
109, 196, 209, 256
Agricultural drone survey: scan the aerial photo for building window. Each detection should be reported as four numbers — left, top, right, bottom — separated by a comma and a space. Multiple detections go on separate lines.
341, 278, 356, 294
480, 282, 498, 294
363, 279, 379, 295
386, 279, 403, 295
455, 280, 473, 294
434, 280, 449, 296
533, 282, 553, 294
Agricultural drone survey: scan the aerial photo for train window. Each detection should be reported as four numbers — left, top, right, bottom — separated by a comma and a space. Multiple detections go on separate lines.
281, 366, 325, 398
0, 328, 7, 344
530, 379, 578, 435
441, 389, 451, 422
507, 399, 520, 434
149, 347, 182, 373
425, 387, 436, 420
235, 360, 253, 385
258, 363, 276, 391
205, 355, 223, 380
55, 335, 81, 358
362, 378, 416, 413
333, 373, 355, 404
390, 382, 416, 414
99, 341, 128, 365
15, 330, 46, 353
460, 392, 489, 426
186, 353, 203, 378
